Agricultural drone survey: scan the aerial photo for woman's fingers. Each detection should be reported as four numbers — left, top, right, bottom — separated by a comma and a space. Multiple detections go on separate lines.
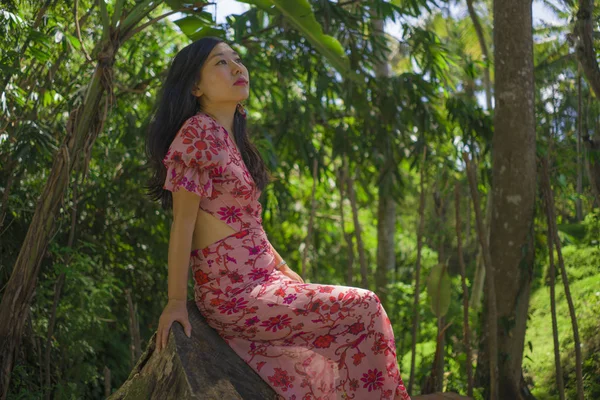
181, 317, 192, 338
156, 319, 172, 352
156, 329, 162, 352
161, 324, 170, 350
156, 315, 192, 353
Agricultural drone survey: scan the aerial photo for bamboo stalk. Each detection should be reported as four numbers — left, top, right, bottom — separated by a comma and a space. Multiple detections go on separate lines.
408, 146, 427, 393
104, 366, 111, 398
301, 158, 318, 281
126, 289, 142, 365
462, 152, 498, 400
346, 160, 368, 289
336, 165, 355, 286
455, 181, 473, 397
541, 175, 565, 400
540, 156, 583, 400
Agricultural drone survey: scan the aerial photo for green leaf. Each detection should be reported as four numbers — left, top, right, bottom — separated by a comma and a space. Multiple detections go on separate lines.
426, 263, 451, 318
237, 0, 277, 14
43, 90, 53, 107
189, 26, 225, 41
173, 15, 202, 35
270, 0, 352, 79
28, 46, 51, 62
173, 15, 225, 40
557, 223, 587, 243
121, 0, 158, 33
65, 33, 81, 50
557, 173, 567, 188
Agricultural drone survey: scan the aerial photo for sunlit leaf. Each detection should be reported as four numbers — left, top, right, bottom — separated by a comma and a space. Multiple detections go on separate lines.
426, 263, 451, 318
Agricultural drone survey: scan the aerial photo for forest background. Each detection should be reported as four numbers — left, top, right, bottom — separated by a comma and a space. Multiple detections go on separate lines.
1, 0, 599, 399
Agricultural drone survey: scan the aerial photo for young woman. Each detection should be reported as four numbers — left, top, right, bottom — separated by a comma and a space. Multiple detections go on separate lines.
146, 37, 411, 400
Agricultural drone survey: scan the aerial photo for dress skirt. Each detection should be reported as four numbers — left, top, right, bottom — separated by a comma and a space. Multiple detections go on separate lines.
190, 226, 411, 400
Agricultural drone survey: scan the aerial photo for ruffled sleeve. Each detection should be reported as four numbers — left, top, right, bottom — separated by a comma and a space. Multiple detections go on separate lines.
162, 115, 224, 199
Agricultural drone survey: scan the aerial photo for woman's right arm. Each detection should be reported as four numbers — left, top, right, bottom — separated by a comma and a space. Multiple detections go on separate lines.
167, 190, 201, 301
157, 114, 221, 352
156, 190, 201, 352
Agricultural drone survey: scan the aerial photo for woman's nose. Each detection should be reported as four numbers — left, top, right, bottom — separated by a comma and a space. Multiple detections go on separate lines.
229, 61, 243, 74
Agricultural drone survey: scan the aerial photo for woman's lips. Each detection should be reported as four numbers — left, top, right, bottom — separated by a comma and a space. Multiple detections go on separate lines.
234, 79, 248, 86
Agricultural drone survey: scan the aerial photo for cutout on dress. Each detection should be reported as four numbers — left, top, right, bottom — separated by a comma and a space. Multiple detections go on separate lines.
195, 207, 240, 249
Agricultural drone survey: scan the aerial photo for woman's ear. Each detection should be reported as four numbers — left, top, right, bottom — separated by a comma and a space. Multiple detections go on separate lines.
191, 87, 202, 97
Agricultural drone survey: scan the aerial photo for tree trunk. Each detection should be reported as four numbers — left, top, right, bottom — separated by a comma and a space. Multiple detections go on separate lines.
431, 181, 448, 392
540, 157, 584, 400
583, 134, 600, 207
541, 168, 565, 400
409, 147, 428, 393
301, 158, 318, 281
0, 159, 18, 230
422, 319, 452, 395
0, 44, 113, 397
469, 192, 492, 311
583, 91, 600, 208
455, 182, 473, 397
466, 0, 494, 313
126, 289, 142, 367
575, 0, 600, 100
44, 176, 82, 399
0, 1, 171, 392
576, 72, 583, 221
464, 154, 499, 400
575, 0, 600, 209
489, 0, 536, 398
346, 163, 368, 289
336, 163, 355, 287
370, 10, 396, 305
104, 366, 111, 398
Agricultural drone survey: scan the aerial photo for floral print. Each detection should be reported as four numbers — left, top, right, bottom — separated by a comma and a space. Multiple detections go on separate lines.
163, 113, 411, 399
362, 369, 385, 392
162, 113, 262, 230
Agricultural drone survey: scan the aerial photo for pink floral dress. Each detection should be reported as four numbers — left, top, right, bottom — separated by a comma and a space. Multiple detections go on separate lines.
163, 113, 411, 400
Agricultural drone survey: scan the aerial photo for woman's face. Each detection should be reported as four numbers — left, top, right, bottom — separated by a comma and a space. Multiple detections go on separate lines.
194, 42, 249, 107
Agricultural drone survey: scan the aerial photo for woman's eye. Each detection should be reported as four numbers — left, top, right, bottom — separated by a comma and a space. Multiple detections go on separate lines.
217, 58, 243, 65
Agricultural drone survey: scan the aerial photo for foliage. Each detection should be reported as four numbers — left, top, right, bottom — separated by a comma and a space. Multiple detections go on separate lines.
426, 263, 451, 318
1, 0, 599, 398
524, 244, 600, 400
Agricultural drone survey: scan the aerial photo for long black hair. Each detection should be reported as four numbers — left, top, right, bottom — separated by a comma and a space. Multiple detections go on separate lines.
144, 37, 273, 211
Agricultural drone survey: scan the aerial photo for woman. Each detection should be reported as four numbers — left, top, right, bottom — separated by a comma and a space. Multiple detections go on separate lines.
145, 37, 411, 400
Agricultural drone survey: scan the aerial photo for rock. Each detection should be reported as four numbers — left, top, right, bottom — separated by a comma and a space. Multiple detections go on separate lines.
108, 300, 278, 399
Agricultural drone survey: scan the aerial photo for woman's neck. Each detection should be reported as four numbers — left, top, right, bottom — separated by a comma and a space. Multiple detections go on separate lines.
200, 108, 235, 135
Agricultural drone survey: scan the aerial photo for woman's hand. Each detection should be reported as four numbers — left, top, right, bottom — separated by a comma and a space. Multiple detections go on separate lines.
155, 299, 192, 352
278, 264, 305, 283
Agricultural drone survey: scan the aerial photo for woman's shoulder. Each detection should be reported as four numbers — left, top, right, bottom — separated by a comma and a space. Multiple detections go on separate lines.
180, 113, 223, 139
163, 114, 228, 168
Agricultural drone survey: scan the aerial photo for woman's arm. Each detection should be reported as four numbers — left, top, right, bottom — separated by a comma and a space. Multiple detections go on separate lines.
167, 191, 201, 301
269, 242, 304, 283
270, 242, 299, 274
156, 192, 198, 353
167, 220, 195, 301
269, 242, 284, 265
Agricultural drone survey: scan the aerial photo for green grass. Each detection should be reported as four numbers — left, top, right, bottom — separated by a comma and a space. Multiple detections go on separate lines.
523, 245, 600, 399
